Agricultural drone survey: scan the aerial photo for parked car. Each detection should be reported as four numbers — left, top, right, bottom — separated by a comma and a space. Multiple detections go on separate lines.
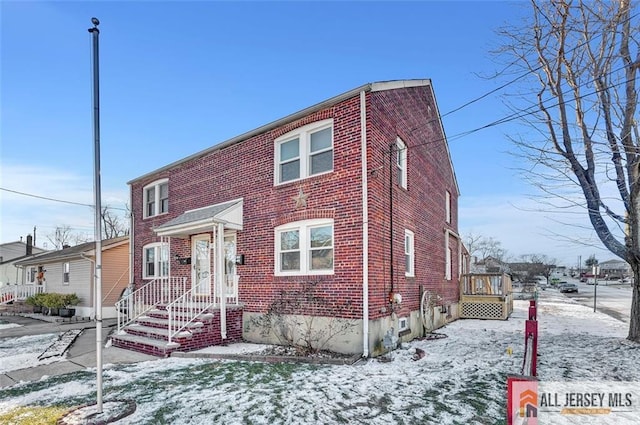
559, 282, 578, 293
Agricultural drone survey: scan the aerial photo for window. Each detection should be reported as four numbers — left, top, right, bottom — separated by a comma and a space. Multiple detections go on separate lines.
28, 267, 36, 283
445, 190, 451, 224
405, 230, 415, 277
398, 317, 409, 332
63, 262, 70, 284
275, 219, 334, 275
275, 120, 333, 184
446, 247, 452, 280
143, 179, 169, 218
396, 137, 407, 189
143, 243, 169, 279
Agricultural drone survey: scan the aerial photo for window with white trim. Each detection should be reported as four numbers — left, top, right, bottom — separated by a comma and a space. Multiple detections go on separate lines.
143, 242, 169, 279
446, 247, 452, 280
275, 219, 334, 275
28, 267, 36, 283
396, 137, 407, 189
405, 229, 415, 277
63, 262, 70, 284
398, 317, 409, 332
445, 190, 451, 224
143, 179, 169, 218
275, 119, 333, 184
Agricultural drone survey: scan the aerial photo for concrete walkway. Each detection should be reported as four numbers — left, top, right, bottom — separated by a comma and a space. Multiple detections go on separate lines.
0, 314, 157, 388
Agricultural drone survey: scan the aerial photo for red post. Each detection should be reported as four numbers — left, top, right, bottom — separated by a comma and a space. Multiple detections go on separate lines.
528, 299, 537, 320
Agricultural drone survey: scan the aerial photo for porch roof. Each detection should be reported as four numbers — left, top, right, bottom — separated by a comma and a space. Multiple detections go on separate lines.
154, 198, 243, 238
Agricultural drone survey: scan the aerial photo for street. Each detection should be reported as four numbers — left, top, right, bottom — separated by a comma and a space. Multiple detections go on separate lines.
551, 277, 632, 324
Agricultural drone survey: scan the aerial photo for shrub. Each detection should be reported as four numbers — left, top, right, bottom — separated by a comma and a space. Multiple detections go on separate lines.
42, 293, 65, 309
62, 293, 80, 308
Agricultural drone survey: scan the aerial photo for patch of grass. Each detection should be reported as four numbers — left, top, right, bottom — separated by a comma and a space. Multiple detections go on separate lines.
0, 405, 67, 425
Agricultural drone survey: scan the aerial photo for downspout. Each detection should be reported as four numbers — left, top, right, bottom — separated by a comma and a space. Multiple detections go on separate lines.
128, 184, 134, 288
360, 90, 369, 358
389, 141, 395, 304
217, 222, 226, 339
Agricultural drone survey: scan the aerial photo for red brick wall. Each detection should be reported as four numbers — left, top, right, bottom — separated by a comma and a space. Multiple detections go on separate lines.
365, 85, 461, 321
130, 84, 460, 323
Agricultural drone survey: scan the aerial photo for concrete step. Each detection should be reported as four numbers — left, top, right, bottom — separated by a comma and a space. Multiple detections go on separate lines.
147, 309, 214, 322
136, 316, 205, 331
110, 333, 180, 357
124, 324, 193, 341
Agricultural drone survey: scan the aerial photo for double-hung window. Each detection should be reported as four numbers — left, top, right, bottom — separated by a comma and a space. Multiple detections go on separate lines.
63, 262, 70, 284
143, 243, 169, 279
275, 119, 333, 184
396, 137, 407, 189
275, 219, 334, 275
143, 179, 169, 218
405, 229, 415, 277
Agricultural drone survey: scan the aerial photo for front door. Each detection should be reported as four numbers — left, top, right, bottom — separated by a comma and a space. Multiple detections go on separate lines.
192, 234, 211, 296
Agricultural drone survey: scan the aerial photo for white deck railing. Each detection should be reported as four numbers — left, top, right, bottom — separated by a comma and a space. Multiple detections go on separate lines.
0, 284, 44, 304
116, 277, 187, 332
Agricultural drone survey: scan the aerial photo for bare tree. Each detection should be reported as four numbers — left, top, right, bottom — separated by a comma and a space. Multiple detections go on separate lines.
497, 0, 639, 340
465, 233, 507, 262
101, 205, 130, 239
47, 225, 90, 250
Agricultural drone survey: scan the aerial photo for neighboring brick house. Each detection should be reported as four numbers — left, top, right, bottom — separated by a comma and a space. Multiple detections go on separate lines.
118, 80, 464, 357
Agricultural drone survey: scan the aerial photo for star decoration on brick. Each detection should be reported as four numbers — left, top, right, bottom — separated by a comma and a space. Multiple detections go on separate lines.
292, 188, 309, 208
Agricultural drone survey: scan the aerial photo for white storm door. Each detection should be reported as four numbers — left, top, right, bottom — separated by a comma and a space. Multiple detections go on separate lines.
192, 234, 212, 296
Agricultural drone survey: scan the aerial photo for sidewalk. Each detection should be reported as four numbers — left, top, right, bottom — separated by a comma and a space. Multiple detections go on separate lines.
0, 314, 157, 388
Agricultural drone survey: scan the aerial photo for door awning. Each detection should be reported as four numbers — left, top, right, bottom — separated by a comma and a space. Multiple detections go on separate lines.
154, 198, 243, 238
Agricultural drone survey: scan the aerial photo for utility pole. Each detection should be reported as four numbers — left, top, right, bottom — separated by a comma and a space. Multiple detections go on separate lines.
88, 16, 103, 413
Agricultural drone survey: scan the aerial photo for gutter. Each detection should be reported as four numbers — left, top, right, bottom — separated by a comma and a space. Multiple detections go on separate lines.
360, 90, 369, 358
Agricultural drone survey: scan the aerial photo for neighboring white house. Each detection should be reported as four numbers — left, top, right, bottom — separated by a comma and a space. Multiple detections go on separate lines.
599, 259, 632, 279
14, 236, 129, 318
0, 236, 47, 287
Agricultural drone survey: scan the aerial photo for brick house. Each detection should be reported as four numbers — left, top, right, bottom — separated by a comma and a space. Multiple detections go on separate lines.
115, 79, 465, 357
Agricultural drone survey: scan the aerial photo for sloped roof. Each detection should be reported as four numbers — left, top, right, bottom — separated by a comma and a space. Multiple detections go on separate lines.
0, 241, 47, 264
14, 236, 128, 266
128, 79, 459, 194
155, 199, 243, 238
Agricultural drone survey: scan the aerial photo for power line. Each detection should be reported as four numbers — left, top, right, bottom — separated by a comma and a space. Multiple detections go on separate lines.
0, 187, 127, 211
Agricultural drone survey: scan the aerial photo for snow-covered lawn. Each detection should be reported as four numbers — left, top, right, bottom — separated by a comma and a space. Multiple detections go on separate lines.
0, 291, 639, 424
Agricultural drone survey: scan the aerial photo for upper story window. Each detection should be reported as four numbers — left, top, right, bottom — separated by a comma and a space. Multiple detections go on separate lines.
445, 190, 451, 224
275, 219, 334, 275
63, 262, 70, 284
275, 119, 333, 185
396, 137, 407, 189
143, 242, 169, 279
143, 179, 169, 218
405, 229, 415, 277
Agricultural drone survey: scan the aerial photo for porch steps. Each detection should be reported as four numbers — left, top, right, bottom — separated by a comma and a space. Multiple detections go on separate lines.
110, 309, 215, 358
110, 333, 180, 357
111, 302, 244, 358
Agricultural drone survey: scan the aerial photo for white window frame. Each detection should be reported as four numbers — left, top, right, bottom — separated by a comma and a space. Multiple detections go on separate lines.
396, 137, 408, 189
28, 267, 36, 284
142, 242, 169, 279
274, 119, 334, 185
143, 179, 169, 218
445, 190, 451, 224
398, 317, 409, 332
63, 262, 70, 284
274, 219, 334, 276
405, 229, 415, 277
446, 247, 452, 280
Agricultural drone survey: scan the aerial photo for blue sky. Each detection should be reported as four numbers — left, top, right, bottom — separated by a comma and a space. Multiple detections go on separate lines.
0, 0, 611, 266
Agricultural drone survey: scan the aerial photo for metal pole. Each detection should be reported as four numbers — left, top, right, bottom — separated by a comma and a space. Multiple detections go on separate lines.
593, 265, 598, 313
88, 17, 103, 413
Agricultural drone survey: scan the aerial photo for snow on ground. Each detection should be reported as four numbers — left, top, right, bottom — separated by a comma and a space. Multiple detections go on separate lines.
0, 333, 63, 374
0, 321, 22, 331
0, 290, 639, 424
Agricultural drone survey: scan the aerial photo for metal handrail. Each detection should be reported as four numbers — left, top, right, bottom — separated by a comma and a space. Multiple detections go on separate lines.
167, 274, 240, 343
116, 277, 187, 332
166, 283, 214, 344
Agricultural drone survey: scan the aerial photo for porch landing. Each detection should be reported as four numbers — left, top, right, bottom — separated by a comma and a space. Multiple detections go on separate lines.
110, 305, 243, 357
